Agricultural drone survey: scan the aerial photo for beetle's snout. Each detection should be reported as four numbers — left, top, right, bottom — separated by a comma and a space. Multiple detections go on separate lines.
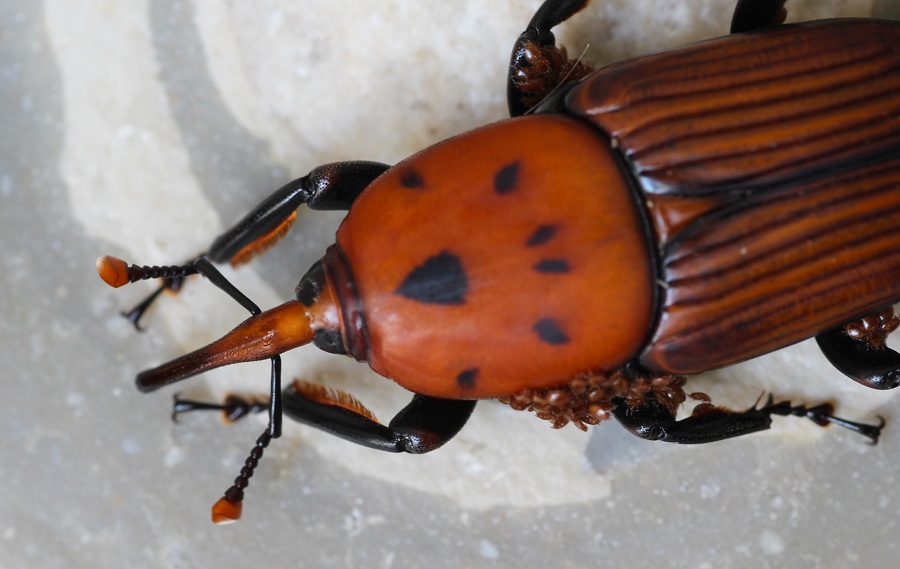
136, 300, 313, 392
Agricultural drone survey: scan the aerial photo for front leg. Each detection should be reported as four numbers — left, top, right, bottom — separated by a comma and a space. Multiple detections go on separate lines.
282, 382, 477, 454
175, 380, 476, 523
207, 161, 389, 264
176, 380, 477, 454
115, 160, 389, 328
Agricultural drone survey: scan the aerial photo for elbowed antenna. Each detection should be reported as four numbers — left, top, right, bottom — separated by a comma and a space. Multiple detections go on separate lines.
98, 252, 345, 522
98, 254, 318, 523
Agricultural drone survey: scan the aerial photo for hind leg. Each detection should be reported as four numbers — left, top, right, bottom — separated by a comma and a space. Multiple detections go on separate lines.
816, 307, 900, 390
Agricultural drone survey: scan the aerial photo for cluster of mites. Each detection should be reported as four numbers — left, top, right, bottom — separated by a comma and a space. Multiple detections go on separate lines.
499, 370, 688, 431
502, 308, 900, 430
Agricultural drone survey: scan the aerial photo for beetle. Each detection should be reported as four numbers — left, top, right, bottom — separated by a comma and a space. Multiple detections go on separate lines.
97, 0, 900, 524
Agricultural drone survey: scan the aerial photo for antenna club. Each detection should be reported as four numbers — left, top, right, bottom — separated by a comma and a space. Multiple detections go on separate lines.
211, 495, 243, 525
96, 256, 131, 288
210, 430, 272, 524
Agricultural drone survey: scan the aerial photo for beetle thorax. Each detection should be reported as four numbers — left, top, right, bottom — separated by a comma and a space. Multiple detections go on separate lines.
331, 115, 657, 399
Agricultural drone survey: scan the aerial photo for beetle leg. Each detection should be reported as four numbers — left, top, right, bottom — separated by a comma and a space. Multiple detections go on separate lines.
815, 307, 900, 390
104, 161, 390, 329
280, 381, 477, 454
729, 0, 787, 34
612, 394, 884, 444
120, 278, 180, 330
172, 393, 269, 423
109, 253, 288, 434
172, 380, 381, 426
507, 0, 593, 117
190, 380, 475, 523
206, 161, 389, 265
171, 379, 476, 453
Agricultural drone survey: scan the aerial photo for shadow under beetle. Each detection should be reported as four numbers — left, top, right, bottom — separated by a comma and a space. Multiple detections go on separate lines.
97, 0, 900, 523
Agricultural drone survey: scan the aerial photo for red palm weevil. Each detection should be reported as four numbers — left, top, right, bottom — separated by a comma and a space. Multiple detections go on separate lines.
97, 0, 900, 523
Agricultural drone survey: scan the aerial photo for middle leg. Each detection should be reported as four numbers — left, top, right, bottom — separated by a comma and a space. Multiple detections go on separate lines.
507, 0, 593, 117
109, 161, 389, 328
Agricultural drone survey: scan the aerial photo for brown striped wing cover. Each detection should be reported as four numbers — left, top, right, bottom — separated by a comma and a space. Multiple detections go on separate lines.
567, 19, 900, 374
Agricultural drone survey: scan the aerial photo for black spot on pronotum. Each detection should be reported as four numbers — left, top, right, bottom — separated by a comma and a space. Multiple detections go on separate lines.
395, 251, 468, 305
400, 169, 425, 189
534, 318, 570, 345
526, 224, 558, 247
494, 161, 520, 194
456, 368, 479, 389
533, 259, 571, 273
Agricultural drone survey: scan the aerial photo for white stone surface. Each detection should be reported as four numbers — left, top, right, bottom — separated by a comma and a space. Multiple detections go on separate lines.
2, 1, 898, 567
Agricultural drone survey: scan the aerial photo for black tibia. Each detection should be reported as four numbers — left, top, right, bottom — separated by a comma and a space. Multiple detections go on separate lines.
175, 386, 478, 454
282, 387, 477, 454
816, 309, 900, 390
121, 161, 388, 328
208, 161, 389, 263
730, 0, 787, 34
121, 278, 182, 330
507, 0, 592, 117
613, 394, 883, 445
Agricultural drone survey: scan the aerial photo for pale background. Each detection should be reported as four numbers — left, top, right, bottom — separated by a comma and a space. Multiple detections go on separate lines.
2, 0, 900, 567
